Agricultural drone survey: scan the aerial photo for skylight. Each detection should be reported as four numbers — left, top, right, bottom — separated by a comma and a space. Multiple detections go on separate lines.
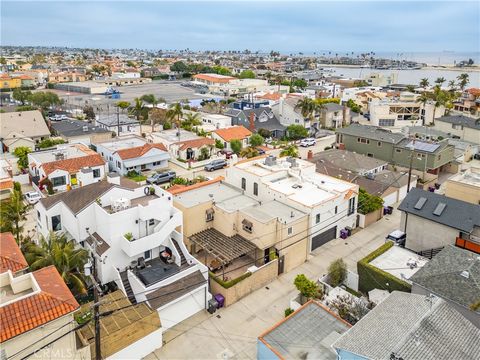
414, 197, 427, 210
433, 202, 447, 216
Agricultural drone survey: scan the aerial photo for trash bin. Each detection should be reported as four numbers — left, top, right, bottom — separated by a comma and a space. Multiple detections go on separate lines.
207, 299, 218, 314
345, 226, 353, 236
214, 293, 225, 308
428, 186, 435, 192
340, 229, 348, 239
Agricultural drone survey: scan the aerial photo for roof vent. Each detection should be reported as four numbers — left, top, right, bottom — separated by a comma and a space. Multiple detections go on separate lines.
414, 197, 427, 210
264, 155, 277, 166
82, 126, 89, 132
460, 270, 469, 279
433, 202, 446, 216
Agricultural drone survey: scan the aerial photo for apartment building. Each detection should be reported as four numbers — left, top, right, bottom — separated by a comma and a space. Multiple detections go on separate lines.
336, 124, 455, 174
434, 115, 480, 144
48, 71, 87, 83
444, 167, 480, 205
226, 156, 359, 251
35, 177, 209, 331
28, 144, 107, 191
171, 177, 309, 274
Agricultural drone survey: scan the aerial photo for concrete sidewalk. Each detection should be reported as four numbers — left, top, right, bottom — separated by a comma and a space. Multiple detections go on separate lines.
145, 210, 400, 360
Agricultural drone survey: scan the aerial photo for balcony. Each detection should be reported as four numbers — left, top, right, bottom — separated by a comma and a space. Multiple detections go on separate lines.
120, 211, 182, 257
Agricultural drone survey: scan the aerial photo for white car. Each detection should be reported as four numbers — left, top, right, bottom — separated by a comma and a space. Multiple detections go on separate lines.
24, 191, 41, 204
299, 138, 316, 147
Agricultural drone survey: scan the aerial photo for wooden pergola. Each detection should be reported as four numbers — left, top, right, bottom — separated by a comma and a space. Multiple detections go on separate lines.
190, 228, 258, 279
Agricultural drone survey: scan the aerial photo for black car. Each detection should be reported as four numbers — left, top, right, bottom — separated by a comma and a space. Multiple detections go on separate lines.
146, 171, 176, 184
204, 159, 228, 172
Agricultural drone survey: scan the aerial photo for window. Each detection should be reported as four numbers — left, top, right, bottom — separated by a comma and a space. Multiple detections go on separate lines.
144, 250, 151, 260
348, 197, 356, 216
367, 153, 373, 158
93, 168, 101, 178
148, 219, 155, 226
379, 119, 395, 126
357, 137, 370, 144
51, 215, 62, 231
206, 209, 214, 222
316, 214, 320, 223
335, 206, 338, 214
241, 178, 246, 190
253, 182, 258, 196
395, 149, 402, 153
242, 219, 253, 233
377, 142, 382, 147
288, 227, 293, 235
51, 176, 66, 187
116, 161, 122, 169
37, 210, 41, 220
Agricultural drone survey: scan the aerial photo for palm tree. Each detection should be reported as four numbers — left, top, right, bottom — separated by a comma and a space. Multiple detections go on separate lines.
141, 94, 160, 131
182, 112, 201, 131
457, 73, 469, 91
131, 97, 144, 121
166, 103, 184, 130
22, 232, 89, 295
448, 80, 456, 91
280, 144, 299, 158
0, 189, 29, 240
416, 92, 430, 126
295, 98, 325, 130
419, 78, 429, 89
240, 146, 259, 159
435, 77, 446, 87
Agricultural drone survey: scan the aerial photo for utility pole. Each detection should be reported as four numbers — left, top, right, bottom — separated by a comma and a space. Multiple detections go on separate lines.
86, 228, 103, 360
116, 105, 120, 138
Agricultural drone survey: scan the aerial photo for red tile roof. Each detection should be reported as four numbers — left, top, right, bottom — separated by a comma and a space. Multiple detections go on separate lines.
193, 74, 235, 84
41, 154, 106, 176
468, 88, 480, 96
168, 176, 224, 195
174, 138, 215, 151
0, 266, 79, 342
0, 179, 14, 191
257, 93, 282, 101
116, 143, 167, 160
213, 126, 252, 142
0, 232, 28, 274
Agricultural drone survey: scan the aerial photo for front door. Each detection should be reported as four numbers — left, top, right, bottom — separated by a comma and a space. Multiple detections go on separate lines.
278, 256, 285, 275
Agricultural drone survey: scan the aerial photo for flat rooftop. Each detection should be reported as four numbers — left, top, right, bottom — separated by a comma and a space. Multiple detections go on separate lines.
234, 156, 313, 177
241, 200, 307, 224
151, 129, 201, 144
369, 245, 429, 282
173, 181, 246, 208
29, 144, 93, 163
447, 167, 480, 187
96, 136, 146, 151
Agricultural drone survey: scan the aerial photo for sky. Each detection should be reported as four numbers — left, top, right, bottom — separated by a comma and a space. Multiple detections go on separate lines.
1, 1, 479, 53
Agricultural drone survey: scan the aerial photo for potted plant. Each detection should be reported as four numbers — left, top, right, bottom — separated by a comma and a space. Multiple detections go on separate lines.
124, 232, 133, 241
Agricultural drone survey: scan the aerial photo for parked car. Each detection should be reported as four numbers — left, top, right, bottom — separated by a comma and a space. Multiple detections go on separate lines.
256, 147, 266, 155
49, 114, 67, 121
146, 171, 176, 184
299, 138, 316, 147
386, 230, 406, 247
204, 159, 228, 172
24, 191, 41, 204
219, 149, 234, 159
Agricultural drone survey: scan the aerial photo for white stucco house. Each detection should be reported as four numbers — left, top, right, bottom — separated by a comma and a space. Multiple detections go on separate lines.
28, 143, 107, 192
35, 176, 210, 332
95, 136, 170, 175
226, 155, 359, 251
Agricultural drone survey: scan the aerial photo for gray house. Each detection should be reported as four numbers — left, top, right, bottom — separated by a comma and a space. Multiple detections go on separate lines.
398, 188, 480, 253
336, 124, 455, 174
410, 245, 480, 328
224, 107, 286, 138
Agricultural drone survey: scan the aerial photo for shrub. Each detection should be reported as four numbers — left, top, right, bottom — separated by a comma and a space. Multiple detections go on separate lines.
197, 147, 210, 161
328, 259, 347, 287
358, 188, 384, 215
46, 180, 54, 195
38, 138, 65, 149
215, 139, 224, 149
249, 133, 264, 147
284, 307, 294, 317
13, 146, 31, 169
286, 125, 308, 140
257, 128, 271, 139
171, 177, 189, 185
357, 242, 411, 294
209, 271, 252, 289
163, 122, 172, 130
124, 232, 133, 241
230, 139, 242, 154
294, 274, 319, 299
13, 182, 22, 193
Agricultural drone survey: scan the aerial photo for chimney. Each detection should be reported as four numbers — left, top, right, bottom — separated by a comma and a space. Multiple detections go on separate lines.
307, 150, 313, 160
248, 112, 255, 132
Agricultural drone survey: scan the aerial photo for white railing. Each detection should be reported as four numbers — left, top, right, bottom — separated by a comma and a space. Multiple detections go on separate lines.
120, 211, 182, 257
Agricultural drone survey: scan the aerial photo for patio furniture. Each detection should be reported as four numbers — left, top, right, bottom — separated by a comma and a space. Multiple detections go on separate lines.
137, 257, 146, 269
166, 254, 175, 264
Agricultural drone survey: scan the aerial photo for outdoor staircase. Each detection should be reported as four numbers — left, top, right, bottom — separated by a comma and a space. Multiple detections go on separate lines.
172, 239, 187, 267
416, 246, 444, 260
120, 271, 137, 304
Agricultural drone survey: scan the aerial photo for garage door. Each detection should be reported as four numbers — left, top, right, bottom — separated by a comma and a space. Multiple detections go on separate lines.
311, 226, 337, 251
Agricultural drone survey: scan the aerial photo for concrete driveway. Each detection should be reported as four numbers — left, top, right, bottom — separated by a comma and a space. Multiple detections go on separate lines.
144, 209, 401, 360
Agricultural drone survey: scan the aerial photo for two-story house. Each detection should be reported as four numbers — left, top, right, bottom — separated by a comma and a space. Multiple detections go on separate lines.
224, 107, 286, 139
226, 156, 359, 252
35, 176, 209, 331
28, 144, 107, 191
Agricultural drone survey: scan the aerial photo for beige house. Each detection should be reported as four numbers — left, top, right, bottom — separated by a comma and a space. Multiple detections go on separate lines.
0, 110, 51, 153
169, 177, 309, 274
444, 167, 480, 205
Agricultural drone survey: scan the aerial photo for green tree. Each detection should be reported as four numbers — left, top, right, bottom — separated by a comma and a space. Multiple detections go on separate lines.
457, 73, 469, 91
257, 128, 271, 139
116, 101, 131, 111
295, 97, 323, 122
358, 188, 384, 214
215, 139, 224, 149
13, 146, 31, 169
435, 77, 446, 87
131, 97, 144, 121
141, 94, 161, 131
294, 274, 319, 300
0, 189, 29, 240
230, 139, 242, 154
166, 103, 184, 129
28, 91, 63, 111
448, 80, 456, 91
170, 61, 188, 73
286, 124, 308, 140
38, 138, 65, 149
280, 144, 299, 158
22, 232, 89, 295
419, 78, 430, 88
239, 70, 256, 79
249, 133, 264, 147
197, 147, 211, 161
83, 105, 95, 120
292, 79, 308, 89
416, 92, 430, 126
405, 85, 416, 93
182, 112, 201, 131
12, 88, 32, 105
16, 105, 36, 112
328, 259, 347, 287
212, 65, 232, 76
345, 99, 361, 113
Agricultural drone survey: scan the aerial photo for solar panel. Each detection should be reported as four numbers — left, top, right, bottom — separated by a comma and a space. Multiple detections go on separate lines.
433, 202, 447, 216
414, 197, 427, 210
406, 141, 440, 153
